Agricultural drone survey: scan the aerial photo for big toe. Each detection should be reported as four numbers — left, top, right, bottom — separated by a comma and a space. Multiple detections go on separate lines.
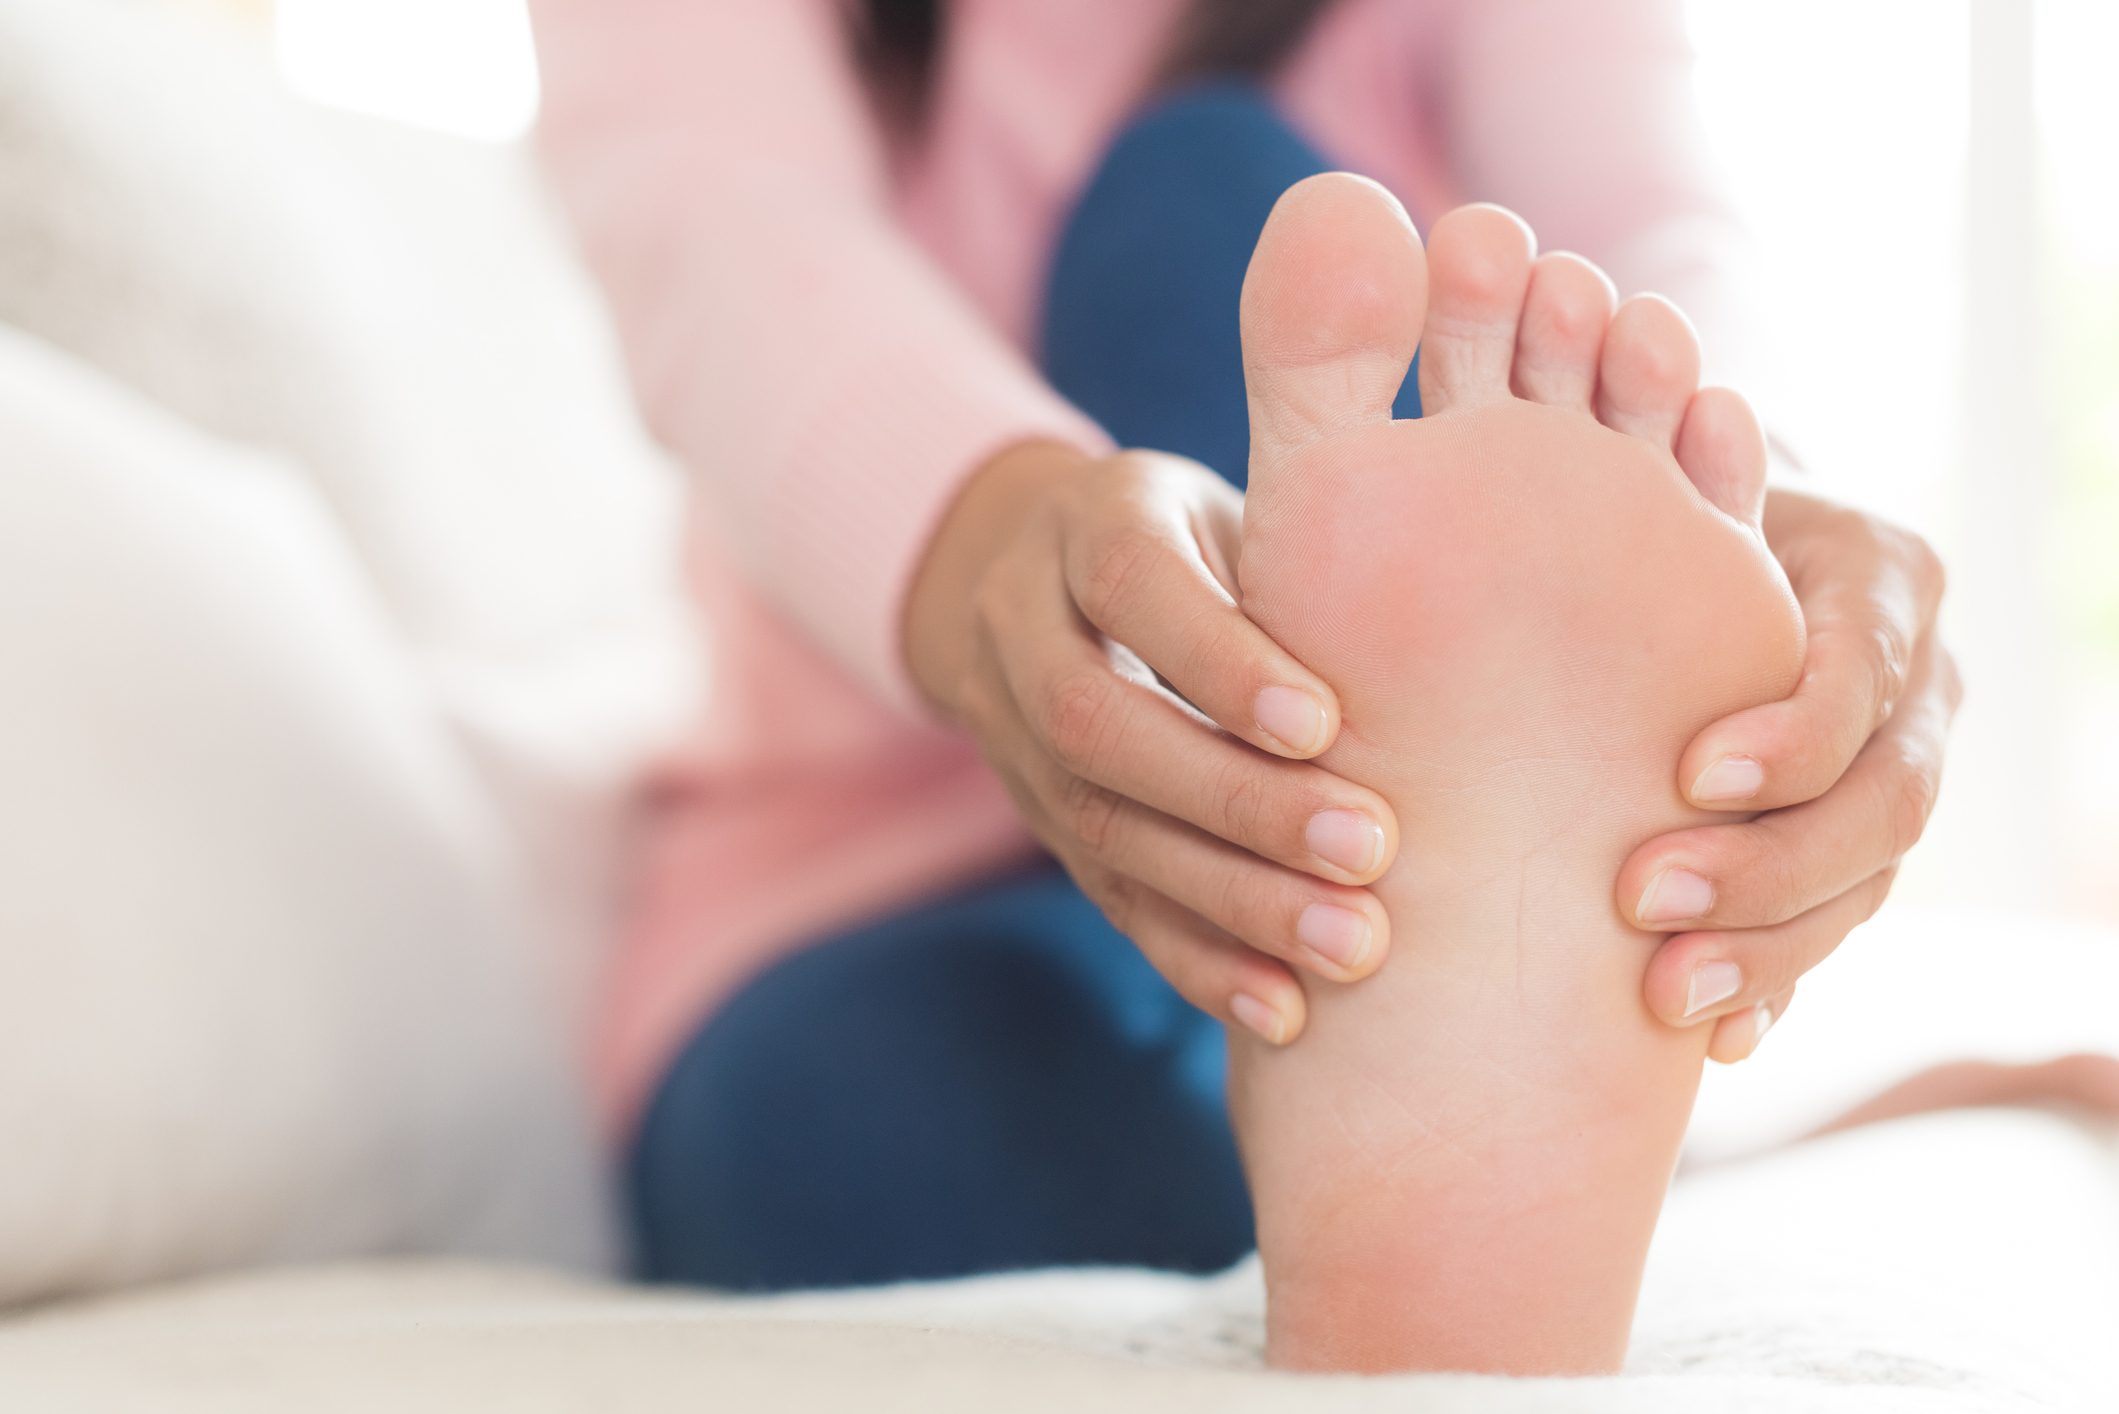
1240, 173, 1427, 473
1416, 203, 1537, 415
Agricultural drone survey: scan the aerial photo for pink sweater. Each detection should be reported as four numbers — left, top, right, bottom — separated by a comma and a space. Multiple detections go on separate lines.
528, 0, 1759, 1134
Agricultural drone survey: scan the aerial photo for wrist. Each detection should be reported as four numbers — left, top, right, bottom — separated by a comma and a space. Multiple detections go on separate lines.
902, 438, 1100, 716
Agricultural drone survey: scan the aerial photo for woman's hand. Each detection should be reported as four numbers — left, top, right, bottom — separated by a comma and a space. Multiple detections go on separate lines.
1615, 486, 1963, 1062
905, 440, 1400, 1044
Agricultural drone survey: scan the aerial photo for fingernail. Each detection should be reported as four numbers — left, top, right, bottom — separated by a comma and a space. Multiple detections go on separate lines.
1230, 992, 1287, 1043
1691, 755, 1764, 804
1638, 868, 1714, 925
1306, 809, 1385, 876
1751, 1001, 1777, 1047
1297, 903, 1372, 971
1683, 959, 1743, 1018
1255, 685, 1328, 755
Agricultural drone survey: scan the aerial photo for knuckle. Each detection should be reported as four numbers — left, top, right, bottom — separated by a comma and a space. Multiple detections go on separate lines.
1817, 502, 1885, 557
1745, 713, 1823, 794
1838, 508, 1941, 603
1857, 614, 1915, 719
1165, 605, 1240, 710
1076, 519, 1162, 629
1096, 448, 1162, 496
1039, 668, 1122, 774
1855, 507, 1946, 594
1206, 755, 1272, 848
1748, 835, 1810, 924
1059, 772, 1129, 858
1209, 862, 1266, 939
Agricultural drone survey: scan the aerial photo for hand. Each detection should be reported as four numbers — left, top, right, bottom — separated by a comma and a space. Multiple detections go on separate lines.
1615, 485, 1962, 1061
905, 440, 1400, 1044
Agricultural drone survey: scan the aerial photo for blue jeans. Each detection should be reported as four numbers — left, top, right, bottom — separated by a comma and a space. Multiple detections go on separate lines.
626, 86, 1419, 1290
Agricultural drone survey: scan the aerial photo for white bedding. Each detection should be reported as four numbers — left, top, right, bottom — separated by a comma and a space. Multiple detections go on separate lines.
4, 1105, 2112, 1413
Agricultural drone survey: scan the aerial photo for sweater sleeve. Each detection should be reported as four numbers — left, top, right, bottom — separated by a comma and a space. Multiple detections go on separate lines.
1427, 0, 1784, 409
526, 0, 1110, 710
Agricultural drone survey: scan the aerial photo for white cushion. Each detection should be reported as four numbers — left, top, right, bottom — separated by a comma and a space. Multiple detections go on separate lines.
0, 0, 700, 908
0, 0, 704, 1302
0, 325, 616, 1303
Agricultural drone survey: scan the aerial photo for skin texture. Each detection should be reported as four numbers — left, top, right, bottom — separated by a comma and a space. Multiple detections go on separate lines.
1623, 485, 1962, 1059
901, 310, 1958, 1067
1226, 176, 1804, 1374
902, 438, 1404, 1040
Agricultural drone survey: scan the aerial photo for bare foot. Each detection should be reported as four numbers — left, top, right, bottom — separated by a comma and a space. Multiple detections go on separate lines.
1226, 175, 1806, 1374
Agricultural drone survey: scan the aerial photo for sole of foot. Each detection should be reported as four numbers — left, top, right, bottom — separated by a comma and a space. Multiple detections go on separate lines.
1227, 175, 1805, 1375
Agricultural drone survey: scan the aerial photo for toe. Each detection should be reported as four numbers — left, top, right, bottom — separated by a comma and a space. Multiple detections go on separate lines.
1510, 252, 1616, 411
1674, 386, 1769, 527
1416, 203, 1536, 415
1240, 174, 1427, 473
1594, 294, 1701, 449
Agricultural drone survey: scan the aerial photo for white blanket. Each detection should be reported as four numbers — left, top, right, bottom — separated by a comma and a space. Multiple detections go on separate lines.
4, 1105, 2112, 1413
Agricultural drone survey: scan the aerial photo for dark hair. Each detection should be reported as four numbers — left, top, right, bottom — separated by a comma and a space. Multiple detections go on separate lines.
853, 0, 1334, 124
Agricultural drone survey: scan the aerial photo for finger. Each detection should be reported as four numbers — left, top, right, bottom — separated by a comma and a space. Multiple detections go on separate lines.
1678, 510, 1949, 810
1062, 455, 1345, 760
1640, 864, 1896, 1028
975, 713, 1317, 1033
1019, 745, 1390, 983
1622, 635, 1952, 930
998, 544, 1398, 885
1708, 986, 1791, 1065
1090, 870, 1310, 1044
